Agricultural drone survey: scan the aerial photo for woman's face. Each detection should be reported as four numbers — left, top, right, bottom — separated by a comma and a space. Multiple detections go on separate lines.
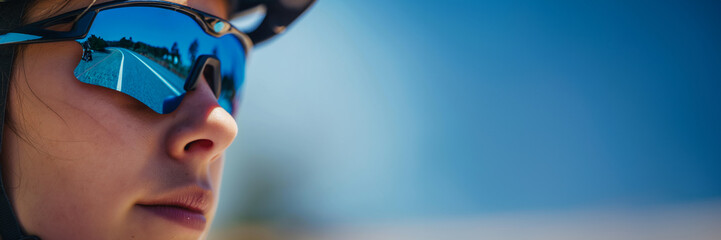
1, 0, 237, 239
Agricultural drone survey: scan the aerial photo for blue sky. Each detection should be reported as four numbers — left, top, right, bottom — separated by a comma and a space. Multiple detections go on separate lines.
85, 6, 246, 90
217, 0, 721, 225
87, 7, 236, 67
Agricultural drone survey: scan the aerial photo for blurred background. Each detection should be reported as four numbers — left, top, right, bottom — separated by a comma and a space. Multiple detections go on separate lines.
212, 0, 721, 239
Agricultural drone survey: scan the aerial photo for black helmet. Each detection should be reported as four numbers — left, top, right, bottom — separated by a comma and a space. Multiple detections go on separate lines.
0, 0, 315, 239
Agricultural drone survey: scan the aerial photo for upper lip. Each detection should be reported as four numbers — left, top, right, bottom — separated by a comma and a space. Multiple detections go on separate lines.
137, 186, 212, 215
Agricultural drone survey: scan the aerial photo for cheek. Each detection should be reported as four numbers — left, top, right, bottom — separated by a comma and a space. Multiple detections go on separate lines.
210, 157, 224, 190
13, 42, 149, 156
18, 41, 162, 131
11, 41, 166, 185
205, 157, 225, 221
22, 41, 83, 77
8, 42, 167, 237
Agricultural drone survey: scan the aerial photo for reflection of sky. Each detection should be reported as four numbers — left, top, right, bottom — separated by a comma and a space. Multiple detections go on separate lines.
84, 6, 245, 91
218, 0, 721, 226
87, 7, 234, 69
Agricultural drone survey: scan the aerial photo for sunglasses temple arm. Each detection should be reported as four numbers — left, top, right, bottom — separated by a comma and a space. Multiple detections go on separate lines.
0, 9, 96, 46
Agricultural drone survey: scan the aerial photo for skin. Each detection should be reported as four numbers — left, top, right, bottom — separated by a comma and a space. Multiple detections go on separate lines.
0, 0, 237, 239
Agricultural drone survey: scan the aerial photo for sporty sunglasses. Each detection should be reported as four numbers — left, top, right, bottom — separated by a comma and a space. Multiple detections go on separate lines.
0, 1, 254, 115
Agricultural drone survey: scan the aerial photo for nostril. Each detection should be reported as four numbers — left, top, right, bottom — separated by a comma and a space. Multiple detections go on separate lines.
184, 139, 214, 151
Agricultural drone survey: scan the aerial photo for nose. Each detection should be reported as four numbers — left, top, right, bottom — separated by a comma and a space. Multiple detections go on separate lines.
165, 72, 238, 165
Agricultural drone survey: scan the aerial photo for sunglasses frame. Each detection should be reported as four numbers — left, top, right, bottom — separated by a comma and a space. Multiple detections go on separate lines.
0, 0, 255, 114
0, 0, 254, 54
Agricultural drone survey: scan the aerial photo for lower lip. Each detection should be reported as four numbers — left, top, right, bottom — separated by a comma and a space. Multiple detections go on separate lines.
138, 205, 207, 231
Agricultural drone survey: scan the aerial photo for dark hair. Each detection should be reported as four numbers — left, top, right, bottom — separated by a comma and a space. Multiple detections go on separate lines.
0, 0, 31, 90
0, 1, 35, 238
0, 0, 34, 147
0, 1, 74, 239
1, 0, 73, 92
1, 0, 74, 146
1, 0, 79, 169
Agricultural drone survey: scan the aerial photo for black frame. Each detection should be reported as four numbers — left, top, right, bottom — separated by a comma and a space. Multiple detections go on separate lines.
0, 0, 318, 48
0, 0, 254, 55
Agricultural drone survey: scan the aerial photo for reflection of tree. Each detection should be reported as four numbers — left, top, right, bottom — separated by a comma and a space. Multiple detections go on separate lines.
171, 42, 180, 65
220, 68, 237, 111
189, 39, 199, 63
104, 38, 189, 78
117, 37, 133, 48
86, 35, 108, 51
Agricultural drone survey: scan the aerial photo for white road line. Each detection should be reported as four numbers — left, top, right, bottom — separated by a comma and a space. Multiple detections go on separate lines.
116, 49, 125, 91
122, 49, 181, 95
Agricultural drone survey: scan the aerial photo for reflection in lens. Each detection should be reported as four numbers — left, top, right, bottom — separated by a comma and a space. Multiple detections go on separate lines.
72, 6, 246, 115
217, 35, 246, 115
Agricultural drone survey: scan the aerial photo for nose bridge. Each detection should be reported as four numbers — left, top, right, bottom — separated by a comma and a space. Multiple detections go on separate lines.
186, 55, 222, 98
165, 74, 238, 165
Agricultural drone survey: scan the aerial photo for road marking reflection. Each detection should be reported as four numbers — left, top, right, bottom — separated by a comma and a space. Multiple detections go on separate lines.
123, 48, 181, 95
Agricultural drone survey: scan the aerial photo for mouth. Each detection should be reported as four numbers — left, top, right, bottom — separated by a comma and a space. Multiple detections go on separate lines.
136, 188, 212, 231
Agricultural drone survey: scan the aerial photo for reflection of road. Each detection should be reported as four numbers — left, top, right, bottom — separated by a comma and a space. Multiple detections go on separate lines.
118, 48, 182, 95
74, 47, 186, 112
117, 49, 125, 90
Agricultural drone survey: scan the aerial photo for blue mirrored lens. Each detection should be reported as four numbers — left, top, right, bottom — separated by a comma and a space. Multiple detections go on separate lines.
216, 35, 245, 115
73, 6, 246, 114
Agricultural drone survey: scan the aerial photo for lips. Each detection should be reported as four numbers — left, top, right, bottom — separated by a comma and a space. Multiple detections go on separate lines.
137, 188, 212, 231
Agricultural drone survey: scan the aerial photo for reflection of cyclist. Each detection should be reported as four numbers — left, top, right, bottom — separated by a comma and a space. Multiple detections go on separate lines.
82, 41, 93, 61
0, 0, 315, 240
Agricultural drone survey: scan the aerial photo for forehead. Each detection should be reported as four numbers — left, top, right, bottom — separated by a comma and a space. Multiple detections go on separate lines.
26, 0, 230, 23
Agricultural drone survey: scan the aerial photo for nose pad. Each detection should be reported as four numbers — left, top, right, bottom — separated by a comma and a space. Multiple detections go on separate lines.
185, 55, 222, 98
161, 56, 222, 114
